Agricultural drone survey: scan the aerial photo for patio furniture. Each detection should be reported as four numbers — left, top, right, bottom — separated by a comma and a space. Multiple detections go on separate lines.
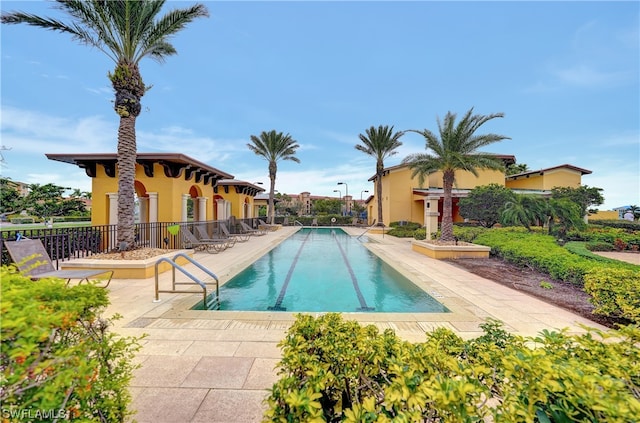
220, 222, 250, 242
181, 227, 229, 253
195, 224, 236, 248
240, 221, 266, 236
258, 219, 278, 231
5, 238, 114, 288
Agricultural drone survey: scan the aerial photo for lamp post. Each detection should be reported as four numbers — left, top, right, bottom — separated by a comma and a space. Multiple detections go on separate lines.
337, 182, 349, 215
360, 190, 369, 202
333, 189, 342, 215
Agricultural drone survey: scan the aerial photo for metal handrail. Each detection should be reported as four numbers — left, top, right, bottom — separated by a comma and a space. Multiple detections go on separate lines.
154, 253, 220, 310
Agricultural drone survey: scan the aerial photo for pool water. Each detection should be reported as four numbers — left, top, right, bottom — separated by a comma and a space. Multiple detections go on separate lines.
194, 228, 449, 313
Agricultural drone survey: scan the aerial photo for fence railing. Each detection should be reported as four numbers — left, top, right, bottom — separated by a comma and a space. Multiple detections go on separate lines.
0, 217, 262, 269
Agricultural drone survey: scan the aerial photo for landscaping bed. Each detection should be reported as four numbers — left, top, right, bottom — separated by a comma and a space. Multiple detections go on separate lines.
445, 256, 630, 328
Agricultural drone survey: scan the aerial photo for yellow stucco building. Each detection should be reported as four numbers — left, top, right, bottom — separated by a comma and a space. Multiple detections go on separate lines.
366, 158, 592, 234
46, 153, 264, 226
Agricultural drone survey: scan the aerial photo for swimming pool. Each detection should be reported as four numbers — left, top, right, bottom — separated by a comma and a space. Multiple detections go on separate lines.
194, 227, 449, 313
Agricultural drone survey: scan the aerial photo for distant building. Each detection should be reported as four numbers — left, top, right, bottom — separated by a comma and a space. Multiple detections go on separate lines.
367, 158, 593, 232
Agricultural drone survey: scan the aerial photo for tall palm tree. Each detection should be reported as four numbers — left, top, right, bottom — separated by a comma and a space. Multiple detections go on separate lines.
247, 130, 300, 224
355, 125, 404, 227
403, 108, 510, 241
2, 1, 208, 249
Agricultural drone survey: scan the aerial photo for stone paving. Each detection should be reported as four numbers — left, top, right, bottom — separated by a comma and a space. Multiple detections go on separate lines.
102, 226, 608, 423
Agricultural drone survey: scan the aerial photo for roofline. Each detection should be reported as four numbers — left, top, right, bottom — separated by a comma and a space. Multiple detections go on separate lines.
46, 152, 234, 187
506, 164, 592, 179
368, 154, 517, 181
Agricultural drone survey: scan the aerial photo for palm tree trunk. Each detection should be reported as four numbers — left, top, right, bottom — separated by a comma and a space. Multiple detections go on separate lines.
440, 169, 455, 241
376, 160, 384, 227
116, 115, 137, 248
268, 162, 277, 224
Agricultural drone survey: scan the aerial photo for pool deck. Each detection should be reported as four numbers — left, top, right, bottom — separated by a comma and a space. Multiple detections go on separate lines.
104, 226, 608, 422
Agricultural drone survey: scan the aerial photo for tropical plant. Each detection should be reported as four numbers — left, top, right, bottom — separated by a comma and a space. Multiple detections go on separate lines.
355, 125, 404, 227
247, 130, 300, 224
0, 178, 22, 215
403, 108, 510, 241
458, 183, 514, 227
505, 162, 529, 175
1, 1, 209, 249
543, 197, 586, 238
551, 185, 604, 217
501, 194, 545, 230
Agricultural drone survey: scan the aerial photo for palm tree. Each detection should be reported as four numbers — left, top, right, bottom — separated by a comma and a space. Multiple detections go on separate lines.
355, 125, 404, 227
403, 108, 510, 241
247, 130, 300, 224
2, 1, 208, 249
501, 194, 545, 230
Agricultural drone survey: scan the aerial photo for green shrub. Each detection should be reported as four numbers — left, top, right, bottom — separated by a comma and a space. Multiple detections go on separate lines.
264, 314, 640, 422
584, 241, 615, 251
565, 241, 617, 261
584, 268, 640, 324
0, 266, 142, 421
590, 219, 640, 231
473, 228, 637, 285
387, 221, 422, 238
413, 228, 426, 240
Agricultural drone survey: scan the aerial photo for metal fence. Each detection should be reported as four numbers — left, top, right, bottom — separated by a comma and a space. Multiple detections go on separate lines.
0, 217, 263, 269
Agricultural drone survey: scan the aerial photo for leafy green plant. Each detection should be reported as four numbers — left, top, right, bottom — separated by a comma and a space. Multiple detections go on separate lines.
539, 281, 554, 289
584, 268, 640, 324
264, 314, 640, 422
473, 228, 637, 285
584, 241, 615, 252
1, 266, 142, 421
388, 222, 422, 237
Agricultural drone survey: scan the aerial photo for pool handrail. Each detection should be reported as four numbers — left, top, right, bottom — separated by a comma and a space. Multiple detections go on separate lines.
154, 253, 220, 309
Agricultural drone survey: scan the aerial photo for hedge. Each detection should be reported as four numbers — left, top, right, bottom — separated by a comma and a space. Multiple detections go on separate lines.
470, 228, 638, 285
1, 266, 142, 422
585, 268, 640, 324
264, 313, 640, 422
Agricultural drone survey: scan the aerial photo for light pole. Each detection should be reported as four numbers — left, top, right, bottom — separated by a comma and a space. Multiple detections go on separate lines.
337, 182, 349, 215
360, 190, 369, 202
333, 189, 342, 215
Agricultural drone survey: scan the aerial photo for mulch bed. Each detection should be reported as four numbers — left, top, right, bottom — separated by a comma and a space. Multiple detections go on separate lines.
443, 256, 630, 329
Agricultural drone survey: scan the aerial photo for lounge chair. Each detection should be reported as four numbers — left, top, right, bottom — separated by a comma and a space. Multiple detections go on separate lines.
195, 224, 236, 248
258, 219, 278, 232
181, 227, 228, 253
5, 238, 113, 288
282, 217, 290, 226
311, 218, 318, 226
220, 222, 249, 242
240, 221, 266, 236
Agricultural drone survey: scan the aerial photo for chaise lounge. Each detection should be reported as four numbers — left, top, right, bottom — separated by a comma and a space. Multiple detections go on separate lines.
181, 226, 229, 253
5, 238, 114, 288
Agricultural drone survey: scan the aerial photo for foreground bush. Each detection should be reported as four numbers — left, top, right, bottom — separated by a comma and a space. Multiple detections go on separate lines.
0, 266, 142, 422
264, 313, 640, 422
585, 268, 640, 324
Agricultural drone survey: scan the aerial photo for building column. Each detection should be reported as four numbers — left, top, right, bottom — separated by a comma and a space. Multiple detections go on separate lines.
148, 192, 158, 223
138, 196, 149, 224
197, 197, 207, 221
424, 196, 440, 240
107, 193, 118, 225
181, 194, 190, 222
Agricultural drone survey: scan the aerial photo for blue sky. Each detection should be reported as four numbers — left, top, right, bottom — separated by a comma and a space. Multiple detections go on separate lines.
1, 1, 638, 210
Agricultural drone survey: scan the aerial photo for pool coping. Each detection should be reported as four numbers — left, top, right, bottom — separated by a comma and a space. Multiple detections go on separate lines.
144, 226, 605, 334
